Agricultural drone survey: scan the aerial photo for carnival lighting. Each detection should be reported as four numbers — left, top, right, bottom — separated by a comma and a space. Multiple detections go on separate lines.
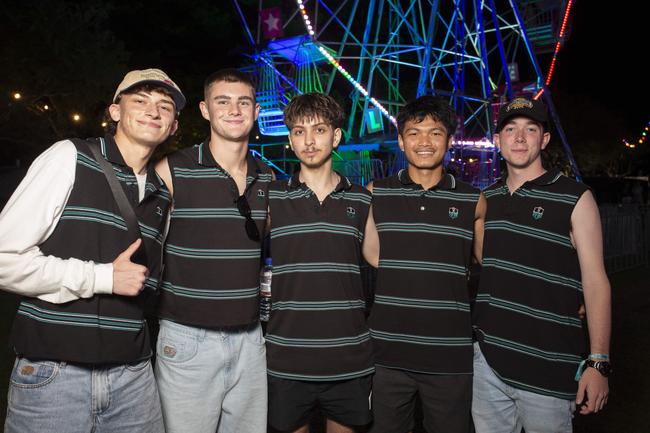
623, 120, 649, 149
296, 0, 397, 127
545, 0, 574, 87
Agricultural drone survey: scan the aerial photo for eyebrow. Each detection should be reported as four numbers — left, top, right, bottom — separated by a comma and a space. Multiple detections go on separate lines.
214, 95, 254, 101
134, 92, 175, 106
405, 126, 446, 132
292, 122, 329, 129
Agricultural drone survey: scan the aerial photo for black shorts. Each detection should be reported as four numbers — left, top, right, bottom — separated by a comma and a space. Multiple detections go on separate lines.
268, 375, 373, 432
368, 366, 472, 433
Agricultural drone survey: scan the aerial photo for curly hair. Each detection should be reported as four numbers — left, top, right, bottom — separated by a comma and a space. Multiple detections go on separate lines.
283, 93, 345, 130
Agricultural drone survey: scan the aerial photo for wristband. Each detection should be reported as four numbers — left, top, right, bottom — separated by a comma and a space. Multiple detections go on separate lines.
574, 359, 587, 381
588, 353, 610, 361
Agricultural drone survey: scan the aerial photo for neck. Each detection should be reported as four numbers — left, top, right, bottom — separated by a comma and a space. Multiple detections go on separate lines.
299, 161, 339, 200
505, 161, 546, 192
112, 132, 155, 175
407, 165, 444, 190
209, 137, 249, 174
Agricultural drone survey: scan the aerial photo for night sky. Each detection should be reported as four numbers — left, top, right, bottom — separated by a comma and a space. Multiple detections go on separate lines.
1, 0, 648, 169
552, 2, 648, 143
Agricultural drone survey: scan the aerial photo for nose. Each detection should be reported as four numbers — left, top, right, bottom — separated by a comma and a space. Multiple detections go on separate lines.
304, 130, 315, 146
228, 101, 241, 116
144, 101, 160, 118
514, 128, 525, 142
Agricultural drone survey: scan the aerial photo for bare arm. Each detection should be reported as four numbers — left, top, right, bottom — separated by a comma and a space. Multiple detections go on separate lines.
361, 182, 379, 268
473, 192, 487, 264
571, 190, 611, 414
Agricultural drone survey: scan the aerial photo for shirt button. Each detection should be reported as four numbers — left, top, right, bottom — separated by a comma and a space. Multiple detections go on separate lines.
420, 206, 425, 211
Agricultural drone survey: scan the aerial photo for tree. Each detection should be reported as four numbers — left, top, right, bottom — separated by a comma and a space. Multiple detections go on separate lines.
0, 0, 128, 165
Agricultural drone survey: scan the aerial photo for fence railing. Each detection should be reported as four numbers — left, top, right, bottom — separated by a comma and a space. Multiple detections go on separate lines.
600, 204, 649, 274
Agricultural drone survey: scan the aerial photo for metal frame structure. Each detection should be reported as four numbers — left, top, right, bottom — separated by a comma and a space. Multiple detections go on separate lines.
232, 0, 580, 184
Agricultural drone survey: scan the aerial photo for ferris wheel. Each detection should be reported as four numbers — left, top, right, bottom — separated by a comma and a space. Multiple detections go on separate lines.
232, 0, 579, 186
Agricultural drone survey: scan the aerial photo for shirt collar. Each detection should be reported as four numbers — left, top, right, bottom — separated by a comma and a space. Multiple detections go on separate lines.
398, 169, 456, 190
495, 168, 563, 187
197, 140, 262, 179
101, 135, 129, 168
287, 170, 353, 192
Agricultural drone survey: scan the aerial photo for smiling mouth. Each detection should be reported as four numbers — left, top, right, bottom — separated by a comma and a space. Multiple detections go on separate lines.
138, 121, 161, 129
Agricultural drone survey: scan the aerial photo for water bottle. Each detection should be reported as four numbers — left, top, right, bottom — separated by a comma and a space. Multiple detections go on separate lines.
259, 257, 272, 321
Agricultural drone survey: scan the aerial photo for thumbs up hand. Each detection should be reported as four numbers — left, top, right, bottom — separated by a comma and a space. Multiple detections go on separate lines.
112, 239, 149, 296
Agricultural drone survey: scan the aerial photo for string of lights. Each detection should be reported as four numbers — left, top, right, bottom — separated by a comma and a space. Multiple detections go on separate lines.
545, 0, 574, 87
294, 0, 397, 127
623, 120, 649, 149
9, 90, 106, 127
533, 0, 575, 101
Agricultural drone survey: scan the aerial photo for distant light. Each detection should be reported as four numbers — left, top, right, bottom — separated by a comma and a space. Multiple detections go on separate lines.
43, 104, 49, 110
255, 135, 260, 140
72, 114, 81, 122
101, 121, 108, 127
13, 92, 21, 100
284, 144, 290, 149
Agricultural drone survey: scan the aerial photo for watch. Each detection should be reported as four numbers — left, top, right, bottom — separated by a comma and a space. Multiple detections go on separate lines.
586, 359, 612, 377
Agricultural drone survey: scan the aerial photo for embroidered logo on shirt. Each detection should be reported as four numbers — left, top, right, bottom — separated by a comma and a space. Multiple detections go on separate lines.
532, 206, 544, 220
346, 206, 357, 219
257, 189, 266, 202
156, 206, 164, 217
448, 207, 459, 219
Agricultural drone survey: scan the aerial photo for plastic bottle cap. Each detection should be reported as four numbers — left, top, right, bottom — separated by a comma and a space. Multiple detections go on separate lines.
265, 257, 272, 266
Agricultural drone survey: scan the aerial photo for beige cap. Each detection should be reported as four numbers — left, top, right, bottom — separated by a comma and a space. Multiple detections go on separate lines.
113, 68, 186, 110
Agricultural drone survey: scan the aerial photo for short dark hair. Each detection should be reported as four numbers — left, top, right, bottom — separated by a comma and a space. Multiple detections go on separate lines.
103, 83, 178, 135
283, 93, 345, 130
397, 96, 457, 137
203, 68, 256, 100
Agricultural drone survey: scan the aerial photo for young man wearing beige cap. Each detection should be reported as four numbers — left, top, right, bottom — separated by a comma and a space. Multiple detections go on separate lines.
0, 68, 184, 433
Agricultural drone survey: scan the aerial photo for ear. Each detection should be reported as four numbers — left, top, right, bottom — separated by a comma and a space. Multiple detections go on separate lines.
398, 134, 405, 151
254, 102, 260, 121
287, 134, 295, 152
108, 104, 121, 122
493, 133, 501, 152
199, 101, 210, 121
541, 131, 551, 150
332, 128, 342, 149
170, 119, 179, 136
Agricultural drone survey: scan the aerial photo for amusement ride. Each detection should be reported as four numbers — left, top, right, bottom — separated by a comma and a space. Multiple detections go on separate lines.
231, 0, 579, 187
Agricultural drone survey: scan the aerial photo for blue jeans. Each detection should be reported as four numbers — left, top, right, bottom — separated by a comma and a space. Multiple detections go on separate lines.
4, 357, 163, 433
155, 319, 267, 433
472, 343, 574, 433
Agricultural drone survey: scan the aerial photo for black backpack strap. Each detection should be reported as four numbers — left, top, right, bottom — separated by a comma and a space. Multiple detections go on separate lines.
84, 140, 143, 242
